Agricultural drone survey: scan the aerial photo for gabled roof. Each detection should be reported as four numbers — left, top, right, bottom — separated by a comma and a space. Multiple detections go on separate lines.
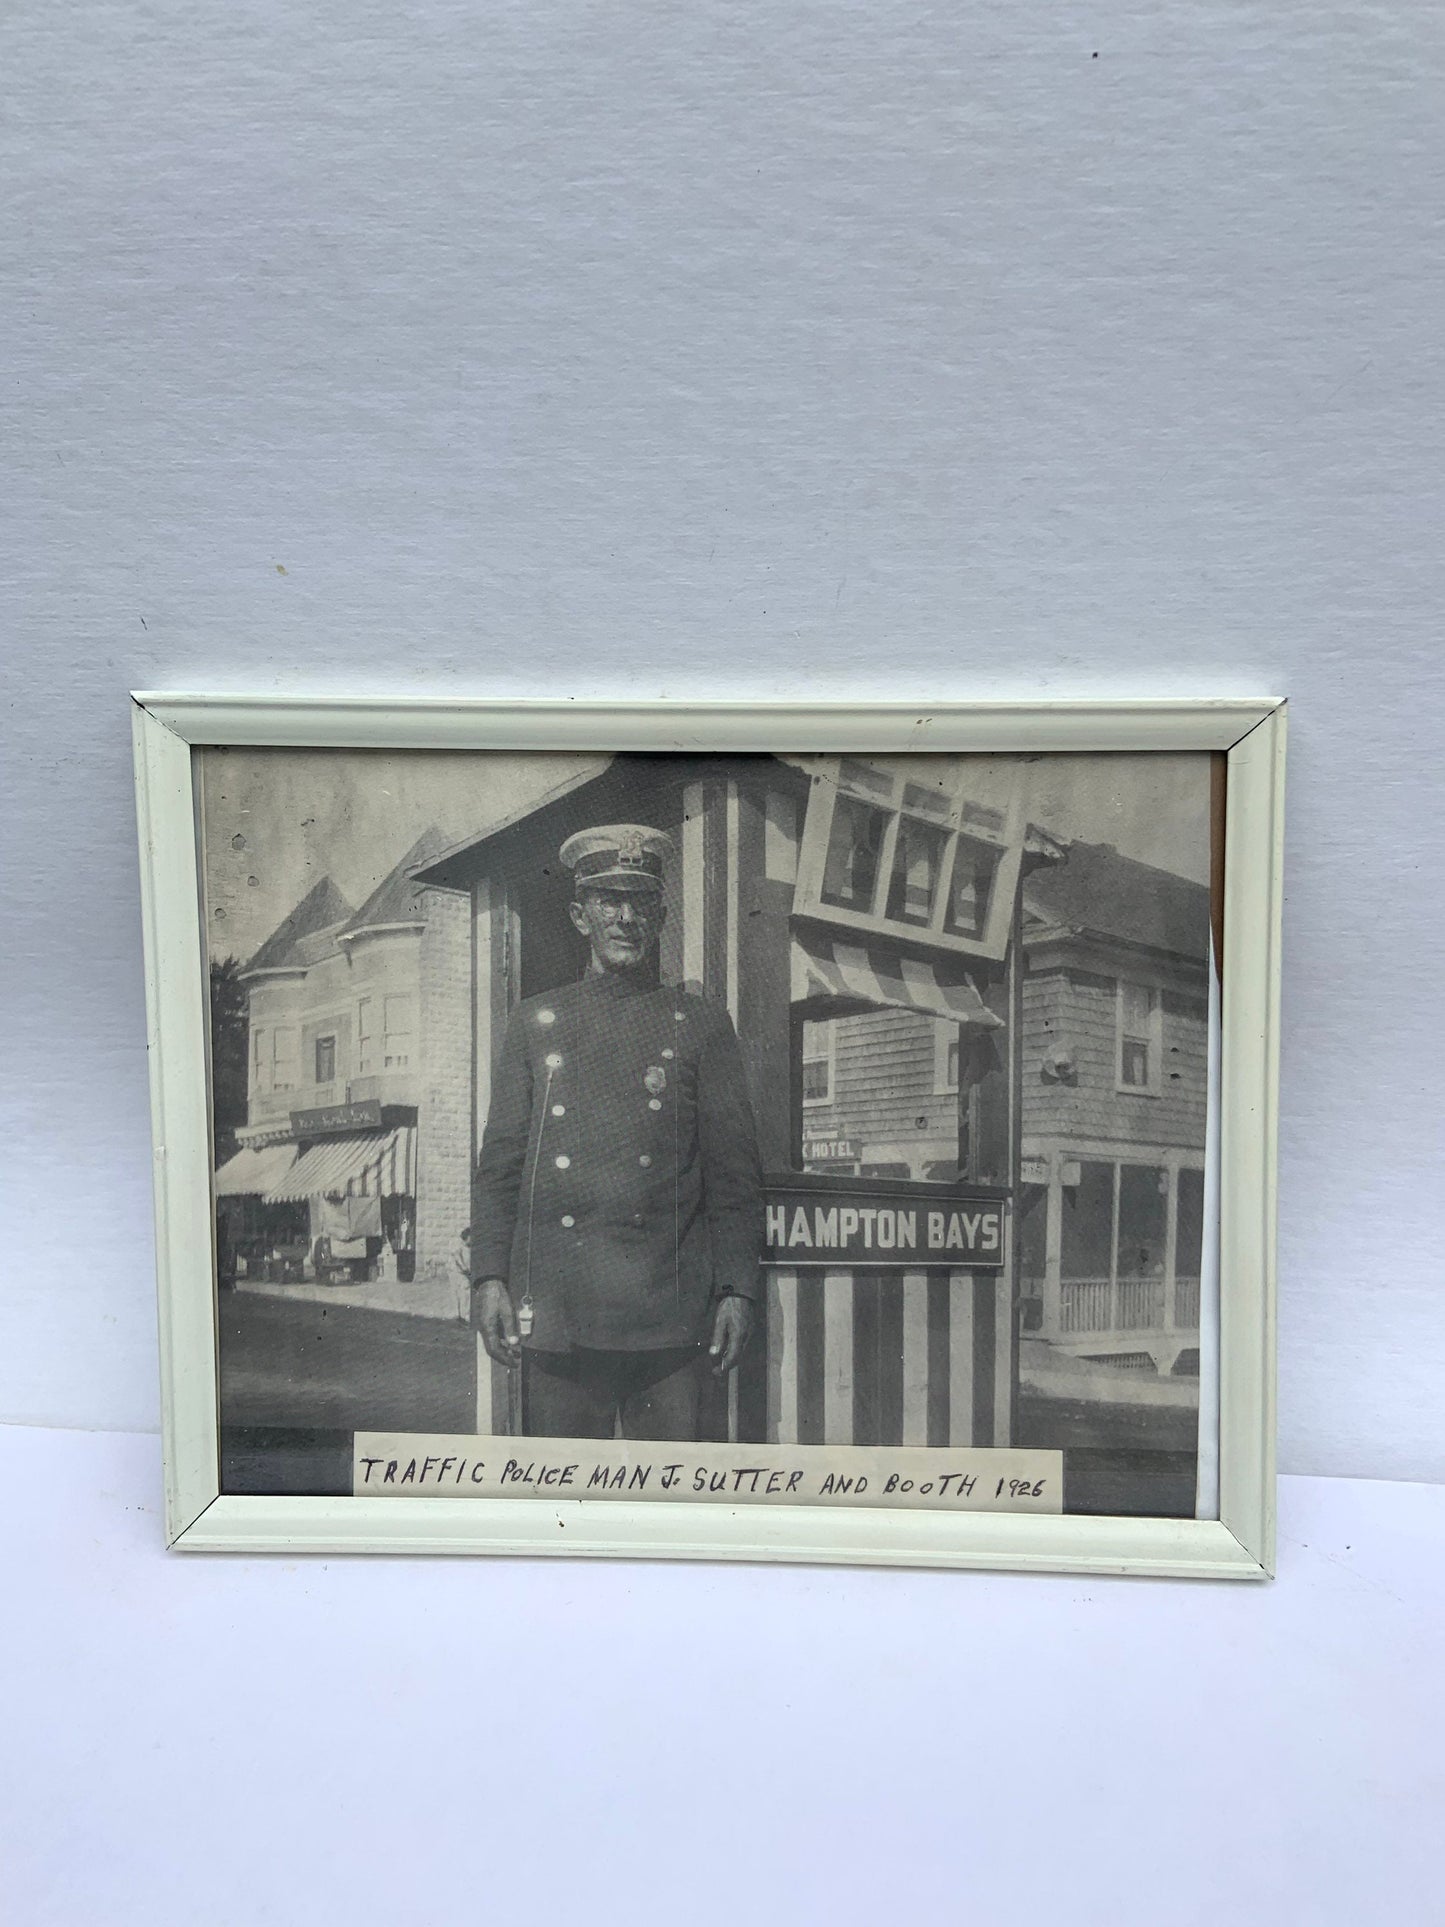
1023, 841, 1210, 962
243, 876, 354, 973
339, 826, 454, 938
413, 758, 615, 890
412, 753, 811, 892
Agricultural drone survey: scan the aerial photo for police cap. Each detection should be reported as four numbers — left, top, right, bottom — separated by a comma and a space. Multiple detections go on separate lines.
559, 823, 674, 894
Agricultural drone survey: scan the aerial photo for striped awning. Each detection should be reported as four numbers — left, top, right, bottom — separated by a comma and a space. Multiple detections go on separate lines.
214, 1142, 300, 1198
791, 934, 1001, 1028
264, 1127, 417, 1203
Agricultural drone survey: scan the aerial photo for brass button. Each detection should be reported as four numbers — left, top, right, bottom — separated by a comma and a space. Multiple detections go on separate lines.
661, 1048, 674, 1060
554, 1154, 571, 1169
638, 1154, 652, 1168
551, 1104, 566, 1117
561, 1215, 575, 1228
631, 1213, 645, 1227
648, 1098, 662, 1111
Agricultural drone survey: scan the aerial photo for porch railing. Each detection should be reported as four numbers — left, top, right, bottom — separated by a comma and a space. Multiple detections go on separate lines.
1057, 1275, 1199, 1337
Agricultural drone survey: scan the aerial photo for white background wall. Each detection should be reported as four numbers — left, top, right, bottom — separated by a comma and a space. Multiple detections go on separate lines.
3, 2, 1442, 1481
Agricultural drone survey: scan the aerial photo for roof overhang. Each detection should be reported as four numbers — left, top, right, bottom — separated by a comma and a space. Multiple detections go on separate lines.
1024, 923, 1210, 989
411, 756, 614, 890
336, 921, 426, 945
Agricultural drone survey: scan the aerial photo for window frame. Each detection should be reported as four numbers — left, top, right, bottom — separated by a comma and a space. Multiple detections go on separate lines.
793, 756, 1028, 963
933, 1018, 961, 1095
382, 992, 416, 1071
1116, 979, 1164, 1096
270, 1024, 299, 1094
314, 1033, 337, 1087
800, 1017, 835, 1108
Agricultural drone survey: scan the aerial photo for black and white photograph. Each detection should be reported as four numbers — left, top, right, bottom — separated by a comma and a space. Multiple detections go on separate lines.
204, 745, 1218, 1520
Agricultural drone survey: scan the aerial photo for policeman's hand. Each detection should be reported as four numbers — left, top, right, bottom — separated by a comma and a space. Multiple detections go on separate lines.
474, 1278, 522, 1368
708, 1294, 754, 1376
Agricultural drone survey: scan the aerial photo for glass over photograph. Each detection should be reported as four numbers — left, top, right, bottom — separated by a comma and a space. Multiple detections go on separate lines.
201, 748, 1220, 1520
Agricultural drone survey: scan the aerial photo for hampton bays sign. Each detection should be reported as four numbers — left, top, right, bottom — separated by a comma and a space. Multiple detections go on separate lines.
762, 1184, 1006, 1269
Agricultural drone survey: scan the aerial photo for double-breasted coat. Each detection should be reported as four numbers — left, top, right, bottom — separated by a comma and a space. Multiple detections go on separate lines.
470, 969, 765, 1352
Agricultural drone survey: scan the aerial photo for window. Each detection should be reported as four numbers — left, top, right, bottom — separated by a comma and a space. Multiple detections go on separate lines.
1061, 1160, 1115, 1284
933, 1019, 961, 1094
820, 793, 887, 913
795, 757, 1026, 962
251, 1027, 267, 1094
271, 1026, 299, 1093
1117, 1163, 1168, 1279
1060, 1159, 1170, 1334
314, 1035, 336, 1085
801, 1019, 833, 1106
383, 994, 415, 1070
1116, 981, 1162, 1092
1175, 1165, 1205, 1328
356, 996, 374, 1074
1175, 1165, 1205, 1280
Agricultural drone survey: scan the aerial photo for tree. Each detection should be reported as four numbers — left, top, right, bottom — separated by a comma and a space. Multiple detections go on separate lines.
210, 956, 249, 1165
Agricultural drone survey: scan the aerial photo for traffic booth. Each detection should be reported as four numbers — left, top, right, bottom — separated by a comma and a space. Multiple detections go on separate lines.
414, 753, 1035, 1448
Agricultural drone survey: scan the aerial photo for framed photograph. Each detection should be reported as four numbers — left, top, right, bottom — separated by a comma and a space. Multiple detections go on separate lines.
132, 696, 1283, 1578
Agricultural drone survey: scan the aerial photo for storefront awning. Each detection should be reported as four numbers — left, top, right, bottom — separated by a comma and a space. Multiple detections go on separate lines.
791, 933, 1002, 1028
264, 1127, 417, 1203
214, 1142, 300, 1198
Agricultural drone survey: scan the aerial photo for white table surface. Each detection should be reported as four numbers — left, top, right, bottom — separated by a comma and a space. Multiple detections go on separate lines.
3, 1424, 1441, 1926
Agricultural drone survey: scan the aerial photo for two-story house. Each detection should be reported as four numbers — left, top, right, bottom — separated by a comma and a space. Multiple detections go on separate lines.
797, 840, 1211, 1380
215, 828, 452, 1285
1015, 842, 1209, 1379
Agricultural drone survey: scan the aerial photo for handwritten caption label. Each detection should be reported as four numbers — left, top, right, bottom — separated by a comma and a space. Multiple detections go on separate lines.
353, 1436, 1062, 1513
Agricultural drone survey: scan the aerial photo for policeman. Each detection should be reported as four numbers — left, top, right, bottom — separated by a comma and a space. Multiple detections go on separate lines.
470, 824, 764, 1440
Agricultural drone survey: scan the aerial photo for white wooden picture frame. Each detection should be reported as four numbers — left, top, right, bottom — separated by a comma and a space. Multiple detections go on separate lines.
133, 696, 1283, 1579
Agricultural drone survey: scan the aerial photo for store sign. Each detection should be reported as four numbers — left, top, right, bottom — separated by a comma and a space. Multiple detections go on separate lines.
1020, 1156, 1050, 1185
802, 1138, 860, 1164
290, 1099, 383, 1136
763, 1185, 1005, 1269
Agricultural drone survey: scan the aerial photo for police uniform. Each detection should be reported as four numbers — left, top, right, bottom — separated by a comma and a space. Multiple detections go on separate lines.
470, 826, 765, 1438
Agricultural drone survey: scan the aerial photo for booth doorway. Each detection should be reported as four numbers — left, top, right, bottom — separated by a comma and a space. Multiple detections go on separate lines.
516, 863, 584, 1002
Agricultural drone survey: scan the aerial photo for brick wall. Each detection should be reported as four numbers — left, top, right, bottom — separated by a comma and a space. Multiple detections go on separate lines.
417, 888, 473, 1284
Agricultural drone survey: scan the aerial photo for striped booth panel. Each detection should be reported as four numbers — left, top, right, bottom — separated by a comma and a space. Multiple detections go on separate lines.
765, 1267, 1013, 1449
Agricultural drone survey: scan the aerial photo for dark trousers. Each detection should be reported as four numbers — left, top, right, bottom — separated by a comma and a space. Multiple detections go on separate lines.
523, 1346, 703, 1441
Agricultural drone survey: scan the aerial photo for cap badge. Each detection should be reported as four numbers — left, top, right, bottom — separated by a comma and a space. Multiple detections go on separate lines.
644, 1065, 667, 1096
617, 827, 647, 866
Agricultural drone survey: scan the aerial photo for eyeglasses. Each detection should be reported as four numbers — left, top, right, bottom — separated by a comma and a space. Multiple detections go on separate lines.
581, 891, 662, 923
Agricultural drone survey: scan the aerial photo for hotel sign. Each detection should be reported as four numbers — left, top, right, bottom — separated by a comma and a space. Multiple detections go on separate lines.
763, 1184, 1005, 1269
290, 1098, 383, 1136
802, 1137, 860, 1164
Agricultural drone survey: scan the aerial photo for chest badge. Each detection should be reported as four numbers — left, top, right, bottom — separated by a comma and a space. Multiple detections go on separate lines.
644, 1065, 668, 1096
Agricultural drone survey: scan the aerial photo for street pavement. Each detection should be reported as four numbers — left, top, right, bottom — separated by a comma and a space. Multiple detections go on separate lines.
219, 1288, 477, 1494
